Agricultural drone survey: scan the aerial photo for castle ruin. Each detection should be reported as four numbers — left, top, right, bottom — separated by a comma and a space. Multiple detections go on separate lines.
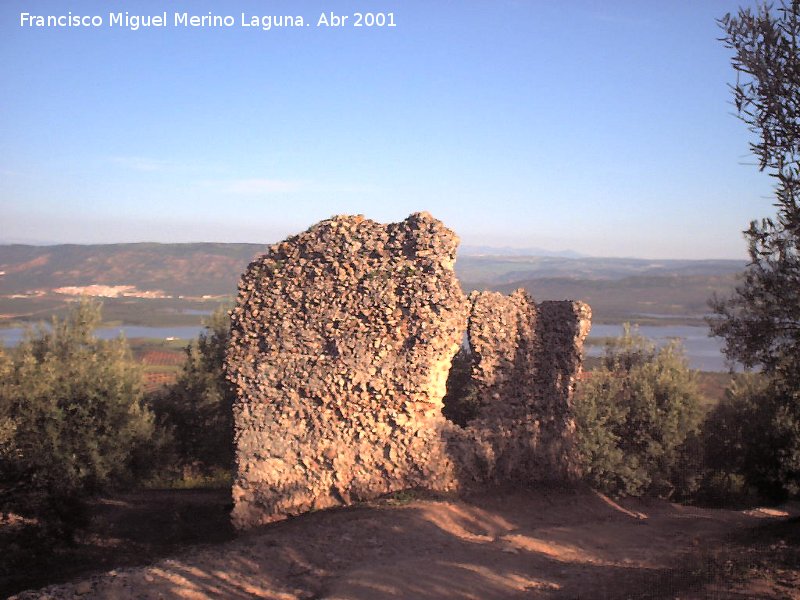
226, 213, 590, 529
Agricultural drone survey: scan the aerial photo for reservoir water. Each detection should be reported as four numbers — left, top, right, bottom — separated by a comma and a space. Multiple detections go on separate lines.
0, 323, 732, 372
0, 325, 206, 347
586, 324, 730, 372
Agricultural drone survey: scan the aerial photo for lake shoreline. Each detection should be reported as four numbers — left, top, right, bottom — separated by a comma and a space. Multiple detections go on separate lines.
0, 319, 734, 372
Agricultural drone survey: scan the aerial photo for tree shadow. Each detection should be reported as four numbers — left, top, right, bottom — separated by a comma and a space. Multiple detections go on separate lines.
1, 488, 234, 598
11, 487, 761, 599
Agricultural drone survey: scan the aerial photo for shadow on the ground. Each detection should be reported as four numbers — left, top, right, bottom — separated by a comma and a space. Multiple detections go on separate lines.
6, 486, 798, 600
0, 488, 234, 598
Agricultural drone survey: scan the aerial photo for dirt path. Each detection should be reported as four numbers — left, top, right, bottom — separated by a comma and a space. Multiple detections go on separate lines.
9, 487, 800, 599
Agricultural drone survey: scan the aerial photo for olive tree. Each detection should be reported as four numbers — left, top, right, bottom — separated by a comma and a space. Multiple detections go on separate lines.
0, 299, 160, 531
708, 1, 800, 497
151, 306, 235, 474
574, 327, 703, 498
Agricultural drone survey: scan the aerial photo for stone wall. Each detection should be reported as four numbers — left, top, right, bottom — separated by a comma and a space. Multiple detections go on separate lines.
226, 213, 591, 529
226, 213, 468, 529
452, 293, 591, 483
467, 290, 539, 421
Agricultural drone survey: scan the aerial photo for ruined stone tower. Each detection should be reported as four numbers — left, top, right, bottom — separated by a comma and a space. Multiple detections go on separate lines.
226, 213, 591, 529
226, 213, 468, 528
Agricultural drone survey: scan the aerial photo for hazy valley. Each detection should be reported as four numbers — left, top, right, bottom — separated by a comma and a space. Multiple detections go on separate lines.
0, 243, 744, 329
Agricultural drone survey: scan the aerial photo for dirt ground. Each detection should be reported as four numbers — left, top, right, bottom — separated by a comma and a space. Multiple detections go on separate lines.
5, 486, 800, 600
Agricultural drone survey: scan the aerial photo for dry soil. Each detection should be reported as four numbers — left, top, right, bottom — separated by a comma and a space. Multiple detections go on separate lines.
6, 486, 800, 600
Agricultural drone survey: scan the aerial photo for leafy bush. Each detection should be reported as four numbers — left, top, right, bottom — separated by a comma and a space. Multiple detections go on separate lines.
707, 1, 800, 502
150, 306, 235, 475
574, 326, 704, 498
700, 373, 800, 503
0, 299, 163, 534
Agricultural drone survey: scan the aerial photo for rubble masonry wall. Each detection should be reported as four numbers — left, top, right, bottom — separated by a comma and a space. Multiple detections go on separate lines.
454, 292, 592, 483
226, 213, 591, 529
226, 213, 468, 529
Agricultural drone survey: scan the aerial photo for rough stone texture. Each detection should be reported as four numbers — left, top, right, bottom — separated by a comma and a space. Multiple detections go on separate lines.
226, 213, 468, 529
445, 292, 591, 484
467, 290, 539, 421
226, 212, 592, 529
536, 300, 593, 429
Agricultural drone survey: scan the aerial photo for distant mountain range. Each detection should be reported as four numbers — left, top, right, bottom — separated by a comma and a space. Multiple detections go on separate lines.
0, 243, 746, 294
0, 243, 265, 296
0, 237, 63, 246
455, 255, 745, 286
0, 243, 746, 326
458, 245, 585, 258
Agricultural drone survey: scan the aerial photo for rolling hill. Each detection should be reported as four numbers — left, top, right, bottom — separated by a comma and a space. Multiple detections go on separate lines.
0, 244, 745, 327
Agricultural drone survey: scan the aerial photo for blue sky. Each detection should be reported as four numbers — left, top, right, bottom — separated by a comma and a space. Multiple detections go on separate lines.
0, 0, 776, 258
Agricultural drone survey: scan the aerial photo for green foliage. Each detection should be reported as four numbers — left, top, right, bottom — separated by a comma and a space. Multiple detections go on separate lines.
700, 374, 800, 502
0, 299, 162, 532
708, 1, 800, 499
574, 326, 704, 498
151, 306, 235, 474
144, 465, 232, 490
442, 346, 480, 427
710, 0, 800, 377
383, 489, 421, 506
